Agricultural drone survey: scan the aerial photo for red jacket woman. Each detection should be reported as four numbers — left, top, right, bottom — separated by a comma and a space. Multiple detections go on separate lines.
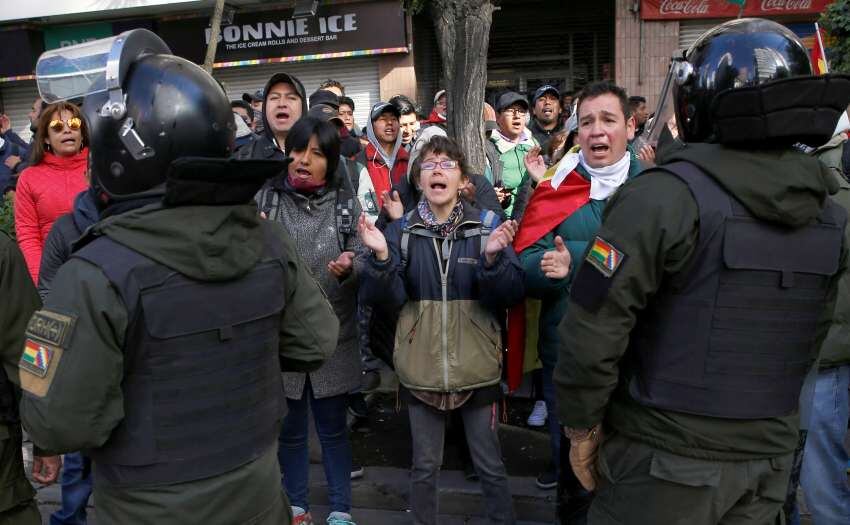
15, 101, 89, 283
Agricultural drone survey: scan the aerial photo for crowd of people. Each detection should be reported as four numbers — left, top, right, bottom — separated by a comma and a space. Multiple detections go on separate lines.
0, 18, 849, 525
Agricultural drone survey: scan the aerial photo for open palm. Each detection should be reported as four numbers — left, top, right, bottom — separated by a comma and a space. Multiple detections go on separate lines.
357, 215, 388, 260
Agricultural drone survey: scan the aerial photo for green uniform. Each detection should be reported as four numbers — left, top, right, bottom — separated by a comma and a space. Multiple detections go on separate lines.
0, 233, 41, 524
18, 204, 340, 525
555, 142, 846, 524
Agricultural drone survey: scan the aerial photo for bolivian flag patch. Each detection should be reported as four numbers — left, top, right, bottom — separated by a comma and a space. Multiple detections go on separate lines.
20, 339, 54, 378
586, 236, 624, 278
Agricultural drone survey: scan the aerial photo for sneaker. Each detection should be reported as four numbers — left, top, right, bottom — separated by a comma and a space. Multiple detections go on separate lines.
326, 511, 357, 525
351, 465, 364, 480
527, 400, 548, 427
291, 506, 314, 525
536, 467, 558, 490
348, 393, 368, 419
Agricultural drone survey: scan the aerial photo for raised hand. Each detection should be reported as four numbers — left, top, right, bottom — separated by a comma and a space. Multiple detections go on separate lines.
381, 190, 404, 221
540, 235, 571, 279
637, 144, 656, 164
328, 251, 355, 278
357, 214, 388, 261
0, 114, 10, 134
523, 146, 547, 183
484, 220, 518, 265
460, 180, 477, 203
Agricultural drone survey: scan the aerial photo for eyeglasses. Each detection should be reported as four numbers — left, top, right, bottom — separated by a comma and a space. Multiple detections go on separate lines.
502, 108, 528, 117
49, 117, 82, 132
420, 160, 459, 171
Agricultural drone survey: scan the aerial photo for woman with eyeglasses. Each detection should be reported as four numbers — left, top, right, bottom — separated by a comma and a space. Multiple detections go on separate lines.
359, 135, 524, 525
14, 101, 88, 283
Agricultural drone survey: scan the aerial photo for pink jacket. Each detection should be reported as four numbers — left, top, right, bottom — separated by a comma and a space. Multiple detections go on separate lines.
15, 148, 88, 283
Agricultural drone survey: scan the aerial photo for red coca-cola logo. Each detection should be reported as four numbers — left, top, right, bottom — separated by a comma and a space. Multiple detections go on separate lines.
659, 0, 711, 14
760, 0, 813, 10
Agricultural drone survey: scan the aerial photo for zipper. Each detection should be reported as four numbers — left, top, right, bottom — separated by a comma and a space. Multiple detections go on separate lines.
432, 237, 452, 391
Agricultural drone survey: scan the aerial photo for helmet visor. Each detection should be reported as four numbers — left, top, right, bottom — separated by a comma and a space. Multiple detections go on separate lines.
35, 36, 118, 103
633, 57, 685, 149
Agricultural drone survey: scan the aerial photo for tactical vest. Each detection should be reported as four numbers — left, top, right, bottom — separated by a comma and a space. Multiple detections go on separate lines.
628, 162, 846, 419
0, 367, 18, 424
73, 229, 287, 487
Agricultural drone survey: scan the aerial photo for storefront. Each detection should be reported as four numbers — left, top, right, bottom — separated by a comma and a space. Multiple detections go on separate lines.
159, 0, 408, 126
413, 0, 616, 115
0, 1, 410, 140
617, 0, 834, 108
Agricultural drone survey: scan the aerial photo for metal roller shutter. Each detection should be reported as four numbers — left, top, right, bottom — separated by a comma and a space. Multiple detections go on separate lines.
213, 57, 380, 131
0, 81, 39, 143
679, 20, 725, 53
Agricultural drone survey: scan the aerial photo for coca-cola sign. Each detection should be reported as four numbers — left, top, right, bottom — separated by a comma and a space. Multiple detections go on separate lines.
642, 0, 831, 20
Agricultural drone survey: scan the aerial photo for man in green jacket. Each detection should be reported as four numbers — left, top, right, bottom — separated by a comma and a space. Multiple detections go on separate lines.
0, 232, 58, 524
18, 31, 339, 525
555, 19, 850, 524
515, 81, 641, 503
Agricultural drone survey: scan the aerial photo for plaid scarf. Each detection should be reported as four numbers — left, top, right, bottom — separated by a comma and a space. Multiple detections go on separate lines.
417, 198, 464, 237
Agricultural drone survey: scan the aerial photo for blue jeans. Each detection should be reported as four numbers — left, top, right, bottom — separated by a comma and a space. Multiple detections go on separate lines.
49, 452, 92, 525
800, 365, 850, 525
277, 382, 351, 513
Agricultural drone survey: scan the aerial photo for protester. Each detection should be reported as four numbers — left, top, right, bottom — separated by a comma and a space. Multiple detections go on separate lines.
14, 101, 88, 283
359, 135, 524, 525
310, 90, 361, 159
798, 107, 850, 525
628, 95, 648, 137
421, 89, 447, 127
338, 96, 362, 139
242, 89, 264, 133
529, 85, 564, 148
390, 94, 420, 152
231, 100, 257, 149
355, 102, 409, 214
235, 73, 305, 160
0, 114, 27, 197
488, 91, 537, 219
319, 79, 345, 97
258, 116, 362, 525
559, 92, 574, 124
556, 19, 848, 524
512, 82, 641, 500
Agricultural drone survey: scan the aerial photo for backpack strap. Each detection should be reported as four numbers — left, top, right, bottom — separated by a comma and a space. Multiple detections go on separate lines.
399, 209, 417, 268
484, 141, 503, 187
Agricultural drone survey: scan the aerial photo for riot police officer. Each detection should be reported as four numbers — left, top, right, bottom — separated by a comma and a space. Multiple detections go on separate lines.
554, 18, 850, 524
0, 232, 53, 524
17, 30, 339, 524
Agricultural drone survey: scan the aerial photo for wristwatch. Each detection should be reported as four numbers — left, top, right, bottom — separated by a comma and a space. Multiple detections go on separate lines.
563, 425, 600, 442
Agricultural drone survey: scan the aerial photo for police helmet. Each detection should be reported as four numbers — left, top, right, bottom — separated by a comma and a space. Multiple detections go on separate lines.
36, 30, 235, 200
671, 18, 849, 147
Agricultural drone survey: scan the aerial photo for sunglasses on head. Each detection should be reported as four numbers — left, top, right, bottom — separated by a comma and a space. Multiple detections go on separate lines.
49, 117, 82, 132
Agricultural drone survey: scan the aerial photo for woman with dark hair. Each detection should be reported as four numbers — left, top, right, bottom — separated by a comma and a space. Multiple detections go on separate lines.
14, 101, 88, 282
257, 117, 361, 525
359, 135, 524, 525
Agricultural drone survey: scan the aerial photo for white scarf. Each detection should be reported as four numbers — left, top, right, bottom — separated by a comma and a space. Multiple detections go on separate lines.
551, 150, 631, 200
0, 136, 4, 151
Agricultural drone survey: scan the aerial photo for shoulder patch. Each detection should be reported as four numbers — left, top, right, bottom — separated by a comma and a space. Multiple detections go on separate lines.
26, 310, 76, 347
19, 339, 64, 397
20, 309, 75, 397
585, 237, 625, 278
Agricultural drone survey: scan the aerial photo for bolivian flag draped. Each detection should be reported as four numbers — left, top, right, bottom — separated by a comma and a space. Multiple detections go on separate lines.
506, 168, 591, 392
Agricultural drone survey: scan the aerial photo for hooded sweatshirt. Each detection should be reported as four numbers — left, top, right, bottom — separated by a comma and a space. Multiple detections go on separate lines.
235, 75, 304, 161
557, 142, 846, 461
358, 117, 409, 209
14, 148, 88, 282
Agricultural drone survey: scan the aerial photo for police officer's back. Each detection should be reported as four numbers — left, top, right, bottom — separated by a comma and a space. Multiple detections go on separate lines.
554, 19, 850, 525
17, 30, 339, 524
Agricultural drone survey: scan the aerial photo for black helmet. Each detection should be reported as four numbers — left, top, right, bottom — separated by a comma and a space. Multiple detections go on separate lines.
35, 29, 234, 200
84, 53, 235, 199
672, 18, 849, 146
